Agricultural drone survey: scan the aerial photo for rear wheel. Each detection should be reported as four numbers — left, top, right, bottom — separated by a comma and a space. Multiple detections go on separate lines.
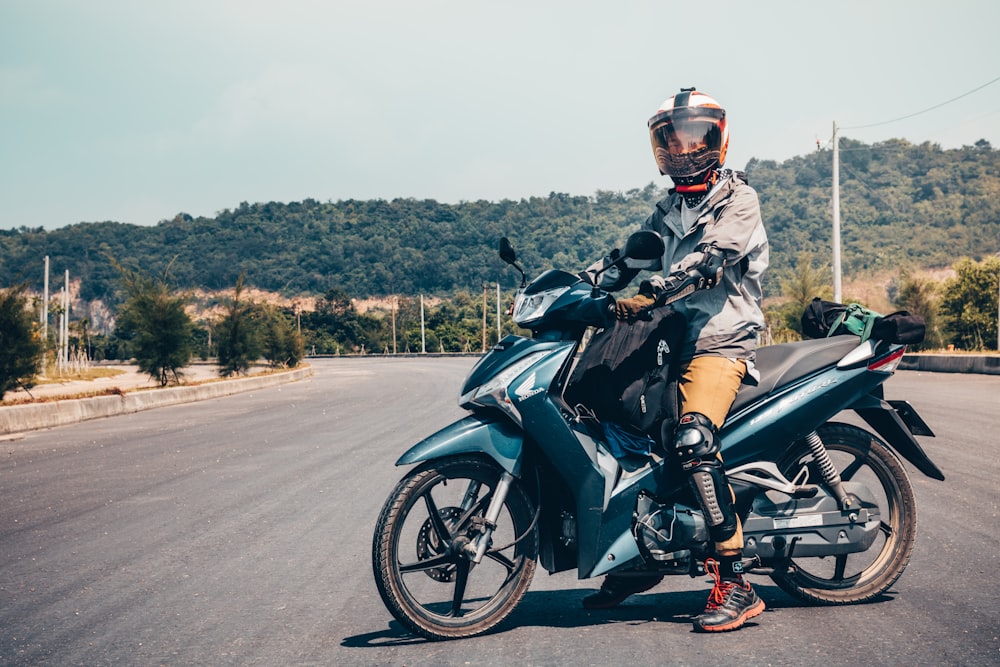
770, 423, 917, 604
372, 456, 538, 640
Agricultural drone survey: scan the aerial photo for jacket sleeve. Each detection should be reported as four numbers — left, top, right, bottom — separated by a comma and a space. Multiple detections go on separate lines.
672, 183, 763, 274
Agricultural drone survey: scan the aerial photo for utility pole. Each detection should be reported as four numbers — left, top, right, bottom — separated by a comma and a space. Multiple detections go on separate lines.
60, 270, 70, 375
482, 285, 487, 352
41, 256, 49, 378
41, 256, 49, 339
391, 296, 397, 354
832, 121, 843, 303
420, 295, 426, 354
64, 270, 70, 364
57, 287, 65, 375
496, 283, 501, 343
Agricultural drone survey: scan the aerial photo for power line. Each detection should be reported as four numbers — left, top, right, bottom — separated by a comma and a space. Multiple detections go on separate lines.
842, 74, 1000, 130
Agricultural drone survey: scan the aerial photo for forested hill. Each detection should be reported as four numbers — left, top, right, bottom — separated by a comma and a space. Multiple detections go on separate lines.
2, 138, 998, 303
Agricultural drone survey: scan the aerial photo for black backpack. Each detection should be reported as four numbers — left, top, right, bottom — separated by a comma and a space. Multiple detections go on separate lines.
564, 308, 685, 444
801, 297, 925, 344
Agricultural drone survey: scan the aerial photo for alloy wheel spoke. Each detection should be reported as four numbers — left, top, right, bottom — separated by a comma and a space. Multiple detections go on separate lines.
422, 490, 453, 545
398, 553, 455, 574
484, 549, 517, 575
448, 558, 471, 617
839, 455, 865, 482
833, 554, 848, 581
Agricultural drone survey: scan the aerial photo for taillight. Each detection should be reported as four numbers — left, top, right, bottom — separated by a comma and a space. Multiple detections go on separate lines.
868, 346, 905, 372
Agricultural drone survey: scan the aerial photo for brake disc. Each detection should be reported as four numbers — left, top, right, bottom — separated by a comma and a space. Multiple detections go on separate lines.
416, 506, 464, 582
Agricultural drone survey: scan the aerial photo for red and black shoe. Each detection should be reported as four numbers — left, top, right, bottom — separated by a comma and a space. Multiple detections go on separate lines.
693, 558, 765, 632
582, 573, 664, 610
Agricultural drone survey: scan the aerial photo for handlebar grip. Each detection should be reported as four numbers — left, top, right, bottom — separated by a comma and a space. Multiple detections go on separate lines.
635, 306, 655, 321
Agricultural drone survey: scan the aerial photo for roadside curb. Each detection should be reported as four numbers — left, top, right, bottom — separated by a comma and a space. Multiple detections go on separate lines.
901, 354, 1000, 375
0, 366, 313, 436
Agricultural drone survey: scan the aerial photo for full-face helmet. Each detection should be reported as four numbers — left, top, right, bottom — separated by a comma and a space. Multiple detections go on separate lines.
648, 88, 729, 188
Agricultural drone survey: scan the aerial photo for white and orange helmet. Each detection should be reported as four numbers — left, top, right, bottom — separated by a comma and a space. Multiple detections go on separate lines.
648, 88, 729, 185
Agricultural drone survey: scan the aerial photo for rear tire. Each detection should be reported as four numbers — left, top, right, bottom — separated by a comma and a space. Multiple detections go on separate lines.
770, 423, 917, 605
372, 456, 537, 640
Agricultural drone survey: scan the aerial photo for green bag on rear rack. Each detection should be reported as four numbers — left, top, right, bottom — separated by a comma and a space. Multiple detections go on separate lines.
801, 299, 881, 340
827, 303, 882, 341
801, 298, 925, 344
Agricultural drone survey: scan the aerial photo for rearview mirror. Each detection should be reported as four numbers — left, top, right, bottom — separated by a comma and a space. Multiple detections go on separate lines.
498, 237, 526, 288
622, 230, 665, 261
499, 237, 517, 266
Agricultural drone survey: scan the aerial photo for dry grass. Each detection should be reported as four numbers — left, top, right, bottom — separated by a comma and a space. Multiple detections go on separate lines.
3, 364, 302, 406
32, 367, 127, 385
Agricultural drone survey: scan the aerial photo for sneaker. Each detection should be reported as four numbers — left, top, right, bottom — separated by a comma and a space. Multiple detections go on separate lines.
582, 573, 664, 610
693, 558, 765, 632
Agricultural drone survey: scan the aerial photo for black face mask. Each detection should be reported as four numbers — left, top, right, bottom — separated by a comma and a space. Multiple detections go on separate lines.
681, 192, 707, 208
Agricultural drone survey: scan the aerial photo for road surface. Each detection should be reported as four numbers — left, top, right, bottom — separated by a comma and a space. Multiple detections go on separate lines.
1, 358, 997, 666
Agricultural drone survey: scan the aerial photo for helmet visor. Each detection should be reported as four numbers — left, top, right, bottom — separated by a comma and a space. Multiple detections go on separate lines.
649, 108, 725, 179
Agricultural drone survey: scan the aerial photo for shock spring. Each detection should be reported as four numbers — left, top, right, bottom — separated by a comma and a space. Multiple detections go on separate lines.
803, 431, 853, 509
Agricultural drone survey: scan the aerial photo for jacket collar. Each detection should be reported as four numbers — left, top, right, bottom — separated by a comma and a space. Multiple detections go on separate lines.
655, 169, 743, 237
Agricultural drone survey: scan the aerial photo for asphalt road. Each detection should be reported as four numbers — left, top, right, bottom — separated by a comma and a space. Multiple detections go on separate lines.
1, 358, 998, 666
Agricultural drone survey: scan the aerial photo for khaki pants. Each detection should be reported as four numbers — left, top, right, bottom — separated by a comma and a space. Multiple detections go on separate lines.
678, 355, 746, 555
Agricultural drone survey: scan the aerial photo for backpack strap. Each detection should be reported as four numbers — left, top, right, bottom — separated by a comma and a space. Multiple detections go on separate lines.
859, 310, 877, 341
826, 310, 848, 338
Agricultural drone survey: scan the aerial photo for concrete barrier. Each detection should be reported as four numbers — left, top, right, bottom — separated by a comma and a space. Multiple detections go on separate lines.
4, 354, 994, 437
0, 367, 313, 436
900, 354, 1000, 375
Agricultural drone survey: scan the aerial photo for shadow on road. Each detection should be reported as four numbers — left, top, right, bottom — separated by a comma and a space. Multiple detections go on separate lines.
342, 583, 889, 647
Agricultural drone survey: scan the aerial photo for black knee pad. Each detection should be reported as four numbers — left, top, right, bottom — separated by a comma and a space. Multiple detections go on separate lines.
673, 412, 738, 543
674, 412, 721, 461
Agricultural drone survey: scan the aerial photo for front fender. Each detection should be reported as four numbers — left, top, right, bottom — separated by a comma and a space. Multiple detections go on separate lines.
396, 414, 524, 476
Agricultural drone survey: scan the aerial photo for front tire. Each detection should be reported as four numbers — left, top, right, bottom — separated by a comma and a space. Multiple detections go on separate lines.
770, 423, 917, 604
372, 456, 538, 640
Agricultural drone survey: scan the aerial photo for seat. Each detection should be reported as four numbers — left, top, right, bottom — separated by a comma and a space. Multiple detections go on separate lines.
730, 336, 862, 414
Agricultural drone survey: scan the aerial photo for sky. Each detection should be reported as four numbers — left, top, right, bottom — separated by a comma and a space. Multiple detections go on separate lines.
2, 0, 1000, 230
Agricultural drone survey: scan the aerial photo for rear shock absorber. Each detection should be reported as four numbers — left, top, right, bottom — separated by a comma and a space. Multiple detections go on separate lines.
803, 431, 853, 510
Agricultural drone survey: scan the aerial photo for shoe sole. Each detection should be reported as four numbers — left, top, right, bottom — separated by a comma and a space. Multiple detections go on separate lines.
693, 598, 765, 632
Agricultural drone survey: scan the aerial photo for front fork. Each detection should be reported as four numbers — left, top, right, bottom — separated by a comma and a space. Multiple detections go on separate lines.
462, 471, 516, 563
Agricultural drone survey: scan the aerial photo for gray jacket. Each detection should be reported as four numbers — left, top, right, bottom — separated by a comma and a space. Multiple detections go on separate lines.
593, 170, 769, 363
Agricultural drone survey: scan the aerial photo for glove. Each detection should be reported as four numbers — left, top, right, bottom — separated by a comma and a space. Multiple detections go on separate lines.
614, 294, 654, 322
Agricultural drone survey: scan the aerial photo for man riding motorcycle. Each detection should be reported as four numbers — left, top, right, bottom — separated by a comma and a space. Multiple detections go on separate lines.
583, 88, 770, 632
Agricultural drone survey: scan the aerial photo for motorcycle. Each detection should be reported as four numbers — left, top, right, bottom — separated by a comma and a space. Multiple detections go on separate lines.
371, 231, 944, 640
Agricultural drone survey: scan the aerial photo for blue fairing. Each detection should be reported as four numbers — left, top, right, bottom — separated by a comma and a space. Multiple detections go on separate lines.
396, 414, 524, 476
460, 336, 562, 399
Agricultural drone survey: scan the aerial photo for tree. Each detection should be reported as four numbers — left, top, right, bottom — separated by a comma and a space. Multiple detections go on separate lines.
259, 305, 304, 368
939, 256, 1000, 350
892, 270, 942, 350
765, 252, 833, 343
114, 265, 194, 386
0, 284, 45, 399
304, 287, 376, 353
215, 274, 262, 376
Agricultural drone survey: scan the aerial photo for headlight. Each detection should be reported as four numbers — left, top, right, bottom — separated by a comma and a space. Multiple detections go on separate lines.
512, 286, 569, 326
467, 350, 550, 426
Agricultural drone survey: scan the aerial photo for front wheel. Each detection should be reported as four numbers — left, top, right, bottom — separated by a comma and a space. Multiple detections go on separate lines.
770, 423, 917, 604
372, 456, 538, 640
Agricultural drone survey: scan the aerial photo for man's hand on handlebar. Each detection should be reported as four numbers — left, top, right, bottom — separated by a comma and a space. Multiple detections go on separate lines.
614, 294, 655, 323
